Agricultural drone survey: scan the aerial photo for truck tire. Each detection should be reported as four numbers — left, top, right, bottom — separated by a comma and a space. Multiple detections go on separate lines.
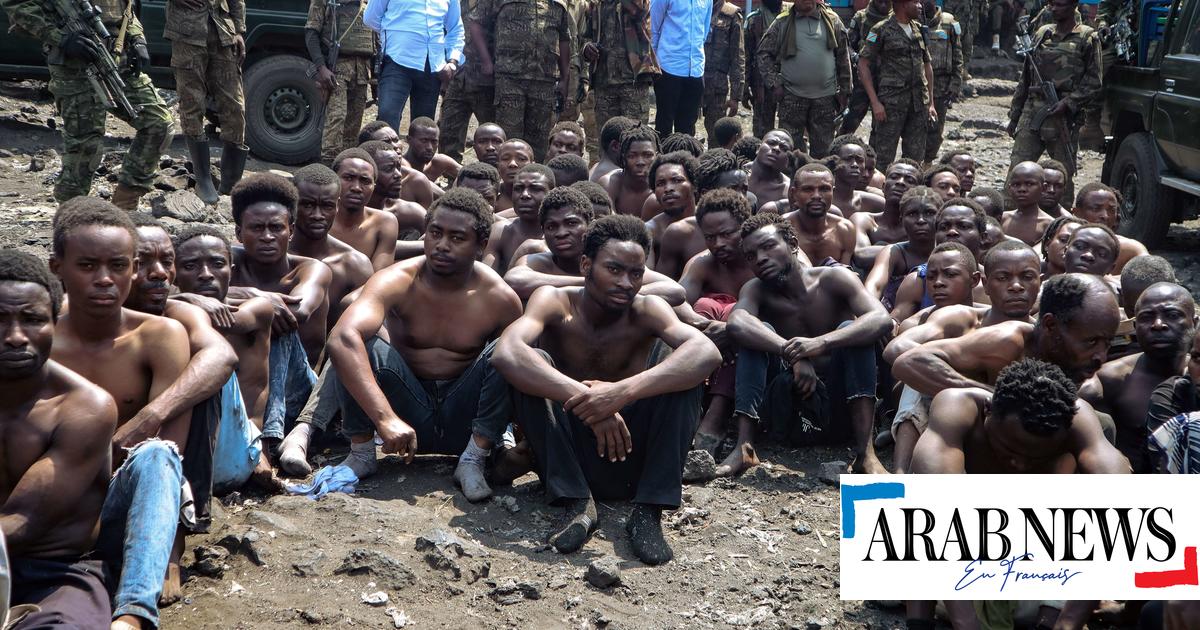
1109, 132, 1174, 249
244, 55, 322, 165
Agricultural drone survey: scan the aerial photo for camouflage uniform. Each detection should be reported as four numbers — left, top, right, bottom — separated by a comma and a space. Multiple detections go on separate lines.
1009, 22, 1101, 203
2, 0, 173, 202
744, 1, 789, 138
943, 0, 977, 79
476, 0, 572, 162
702, 2, 745, 140
757, 4, 851, 158
922, 7, 963, 161
165, 0, 246, 144
584, 0, 658, 130
841, 2, 889, 135
558, 0, 591, 124
307, 0, 375, 163
859, 15, 932, 168
439, 0, 497, 162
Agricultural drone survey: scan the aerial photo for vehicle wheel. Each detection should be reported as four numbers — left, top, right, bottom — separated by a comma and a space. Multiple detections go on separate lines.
1109, 132, 1174, 249
244, 55, 322, 165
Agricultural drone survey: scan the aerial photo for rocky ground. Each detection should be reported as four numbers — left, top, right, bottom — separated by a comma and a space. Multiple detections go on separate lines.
0, 55, 1195, 629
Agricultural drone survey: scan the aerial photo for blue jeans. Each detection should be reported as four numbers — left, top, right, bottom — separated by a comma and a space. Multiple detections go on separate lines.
337, 337, 511, 451
96, 440, 183, 627
265, 331, 318, 441
734, 321, 877, 445
377, 58, 441, 132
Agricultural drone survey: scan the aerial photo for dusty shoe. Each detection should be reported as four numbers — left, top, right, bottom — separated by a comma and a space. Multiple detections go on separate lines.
110, 183, 146, 211
626, 504, 673, 565
549, 497, 598, 554
454, 456, 493, 502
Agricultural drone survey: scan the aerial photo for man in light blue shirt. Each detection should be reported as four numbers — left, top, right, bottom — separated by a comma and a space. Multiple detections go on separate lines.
650, 0, 711, 137
365, 0, 466, 131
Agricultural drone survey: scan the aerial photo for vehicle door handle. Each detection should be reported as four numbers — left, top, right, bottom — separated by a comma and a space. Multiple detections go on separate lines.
1165, 78, 1175, 92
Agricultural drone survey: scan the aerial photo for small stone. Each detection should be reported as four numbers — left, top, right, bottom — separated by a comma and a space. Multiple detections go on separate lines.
299, 610, 324, 624
291, 550, 326, 577
792, 522, 813, 535
0, 149, 13, 158
806, 616, 828, 630
192, 545, 228, 577
818, 461, 846, 485
26, 156, 43, 172
585, 556, 622, 589
492, 495, 520, 513
334, 549, 416, 590
488, 578, 542, 605
682, 450, 717, 483
20, 105, 35, 114
159, 156, 175, 169
150, 190, 207, 222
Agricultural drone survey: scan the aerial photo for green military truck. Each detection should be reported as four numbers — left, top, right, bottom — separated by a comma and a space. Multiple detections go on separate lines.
1102, 0, 1200, 248
0, 0, 325, 164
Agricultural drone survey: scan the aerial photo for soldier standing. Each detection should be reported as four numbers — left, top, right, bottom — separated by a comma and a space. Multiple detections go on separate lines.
2, 0, 173, 209
471, 0, 572, 162
439, 0, 496, 163
702, 0, 744, 141
943, 0, 977, 82
743, 0, 789, 138
920, 0, 962, 162
167, 0, 248, 204
841, 0, 890, 136
756, 0, 851, 158
581, 0, 659, 130
1007, 0, 1100, 204
307, 0, 375, 165
858, 0, 937, 169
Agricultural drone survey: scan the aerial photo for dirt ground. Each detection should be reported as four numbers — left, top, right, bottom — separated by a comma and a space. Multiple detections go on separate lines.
0, 54, 1195, 629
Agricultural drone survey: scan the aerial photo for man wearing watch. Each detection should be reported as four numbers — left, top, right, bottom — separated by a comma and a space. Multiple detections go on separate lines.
1, 0, 173, 210
166, 0, 249, 204
365, 0, 465, 131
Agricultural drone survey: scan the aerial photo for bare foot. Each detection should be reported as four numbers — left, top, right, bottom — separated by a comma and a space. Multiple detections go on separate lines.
714, 442, 759, 477
692, 432, 721, 458
159, 562, 182, 607
849, 453, 890, 474
112, 615, 145, 630
491, 441, 534, 485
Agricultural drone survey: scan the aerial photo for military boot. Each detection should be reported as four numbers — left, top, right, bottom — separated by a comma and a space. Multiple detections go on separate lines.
218, 142, 248, 196
186, 136, 219, 204
110, 183, 146, 210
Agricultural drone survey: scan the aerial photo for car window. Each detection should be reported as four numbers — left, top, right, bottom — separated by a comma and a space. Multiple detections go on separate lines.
1173, 0, 1200, 55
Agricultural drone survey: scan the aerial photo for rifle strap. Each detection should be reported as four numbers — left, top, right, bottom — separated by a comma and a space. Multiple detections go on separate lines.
114, 0, 133, 54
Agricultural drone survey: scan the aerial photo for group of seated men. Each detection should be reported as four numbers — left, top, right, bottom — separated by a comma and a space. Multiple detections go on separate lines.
3, 112, 1197, 629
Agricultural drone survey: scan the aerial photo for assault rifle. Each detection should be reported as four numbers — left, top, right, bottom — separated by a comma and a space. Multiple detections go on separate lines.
46, 0, 140, 119
1014, 15, 1077, 172
1104, 0, 1136, 63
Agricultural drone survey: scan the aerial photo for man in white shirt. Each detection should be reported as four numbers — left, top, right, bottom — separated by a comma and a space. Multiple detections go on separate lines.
365, 0, 466, 130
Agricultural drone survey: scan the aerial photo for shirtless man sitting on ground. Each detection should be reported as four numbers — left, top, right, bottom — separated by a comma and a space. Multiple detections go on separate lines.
357, 120, 442, 208
728, 214, 893, 474
644, 151, 700, 273
1001, 161, 1055, 246
601, 125, 660, 216
673, 190, 759, 475
485, 163, 555, 274
1081, 282, 1196, 471
883, 240, 1042, 473
405, 116, 461, 183
0, 250, 116, 629
747, 130, 793, 209
328, 189, 523, 501
361, 140, 427, 238
49, 200, 193, 629
504, 187, 685, 304
471, 123, 506, 169
851, 159, 922, 268
826, 135, 884, 218
589, 116, 636, 183
1070, 182, 1148, 273
782, 163, 859, 266
496, 139, 535, 212
172, 226, 278, 485
493, 214, 721, 564
922, 164, 961, 203
329, 148, 400, 271
939, 149, 976, 195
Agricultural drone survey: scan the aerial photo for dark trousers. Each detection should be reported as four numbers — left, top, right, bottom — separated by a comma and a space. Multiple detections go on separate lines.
337, 337, 511, 452
378, 58, 441, 133
734, 321, 877, 445
182, 393, 219, 533
654, 71, 704, 138
516, 348, 702, 510
10, 557, 111, 628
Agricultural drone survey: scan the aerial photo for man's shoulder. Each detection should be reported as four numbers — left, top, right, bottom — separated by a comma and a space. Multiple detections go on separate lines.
662, 216, 699, 237
125, 308, 189, 346
163, 299, 213, 332
46, 359, 119, 418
